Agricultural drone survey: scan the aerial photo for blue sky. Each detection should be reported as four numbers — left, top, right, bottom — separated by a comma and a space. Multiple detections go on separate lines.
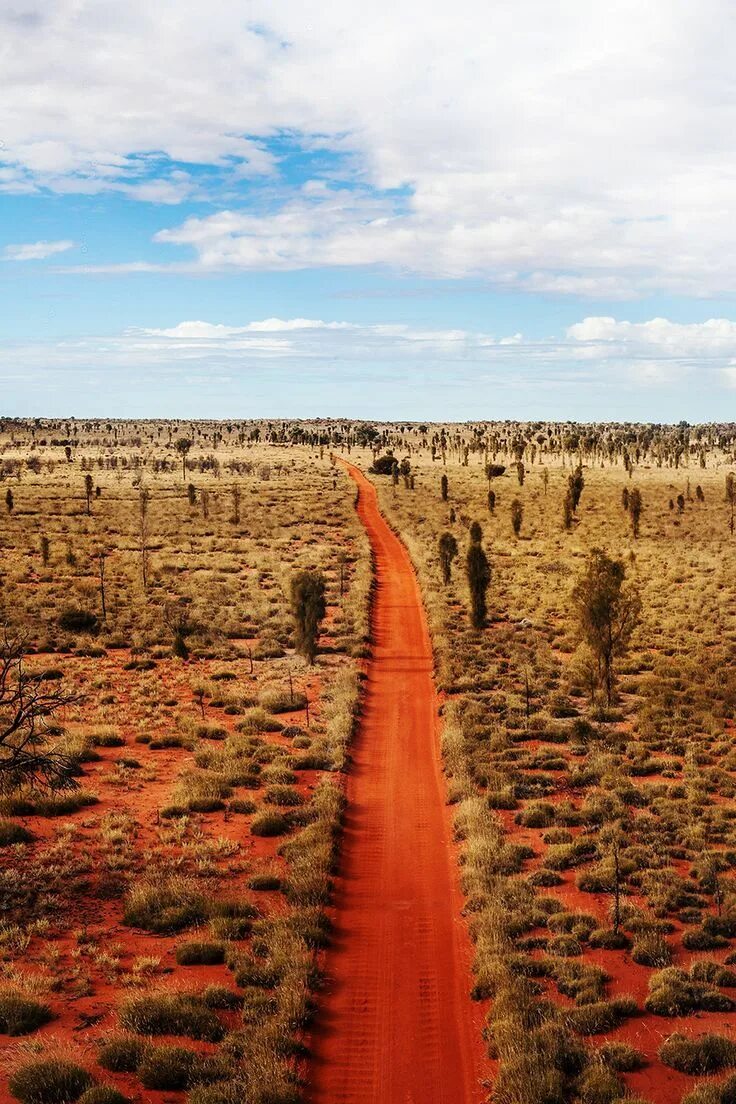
3, 2, 736, 420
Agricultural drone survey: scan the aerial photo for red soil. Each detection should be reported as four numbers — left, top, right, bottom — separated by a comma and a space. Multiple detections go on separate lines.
306, 462, 488, 1104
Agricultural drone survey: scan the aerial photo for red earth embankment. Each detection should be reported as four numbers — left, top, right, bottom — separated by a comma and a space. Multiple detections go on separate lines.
307, 461, 487, 1104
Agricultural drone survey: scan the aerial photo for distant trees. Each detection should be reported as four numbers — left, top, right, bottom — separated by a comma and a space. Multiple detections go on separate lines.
511, 498, 523, 537
438, 533, 458, 585
175, 438, 193, 481
290, 570, 327, 664
0, 631, 80, 790
572, 549, 641, 705
466, 523, 491, 628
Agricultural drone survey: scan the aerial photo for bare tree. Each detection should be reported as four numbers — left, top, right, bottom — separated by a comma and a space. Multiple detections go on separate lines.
0, 631, 80, 790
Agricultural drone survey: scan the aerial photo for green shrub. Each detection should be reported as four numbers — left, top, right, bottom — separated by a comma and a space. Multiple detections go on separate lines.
259, 690, 308, 714
119, 992, 224, 1042
58, 608, 100, 634
123, 878, 206, 933
659, 1033, 736, 1074
0, 820, 33, 846
176, 941, 225, 966
78, 1089, 130, 1104
97, 1037, 149, 1073
251, 810, 290, 837
263, 785, 303, 807
9, 1059, 93, 1104
0, 990, 52, 1034
566, 995, 638, 1035
597, 1041, 646, 1071
631, 931, 671, 966
138, 1047, 197, 1091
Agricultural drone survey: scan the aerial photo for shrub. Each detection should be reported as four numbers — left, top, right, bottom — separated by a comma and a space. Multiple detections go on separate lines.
229, 799, 257, 815
201, 985, 243, 1010
119, 992, 224, 1041
9, 1059, 93, 1104
681, 1076, 736, 1104
659, 1033, 736, 1074
646, 967, 736, 1016
137, 1046, 198, 1091
264, 785, 303, 807
58, 608, 100, 635
251, 811, 290, 837
566, 995, 638, 1035
123, 878, 206, 933
597, 1041, 646, 1071
97, 1037, 149, 1073
631, 931, 671, 966
259, 690, 308, 714
0, 820, 33, 846
0, 989, 53, 1034
78, 1089, 130, 1104
176, 942, 225, 966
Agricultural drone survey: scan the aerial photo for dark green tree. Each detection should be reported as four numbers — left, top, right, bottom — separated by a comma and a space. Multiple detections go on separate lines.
175, 438, 193, 481
572, 549, 641, 705
511, 498, 523, 537
438, 532, 458, 585
568, 464, 585, 513
291, 570, 327, 664
628, 488, 643, 538
466, 525, 491, 629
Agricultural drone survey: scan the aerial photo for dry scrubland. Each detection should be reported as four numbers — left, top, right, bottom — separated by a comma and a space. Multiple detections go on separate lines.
361, 422, 736, 1104
0, 420, 370, 1104
2, 417, 736, 1104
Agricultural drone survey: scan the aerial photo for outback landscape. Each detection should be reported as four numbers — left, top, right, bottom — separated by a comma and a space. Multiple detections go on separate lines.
0, 418, 735, 1104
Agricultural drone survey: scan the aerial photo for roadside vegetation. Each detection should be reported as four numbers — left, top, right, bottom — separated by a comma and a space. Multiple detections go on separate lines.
0, 420, 370, 1103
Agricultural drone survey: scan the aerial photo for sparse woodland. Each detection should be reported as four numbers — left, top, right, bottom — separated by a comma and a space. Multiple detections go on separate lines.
2, 416, 736, 1104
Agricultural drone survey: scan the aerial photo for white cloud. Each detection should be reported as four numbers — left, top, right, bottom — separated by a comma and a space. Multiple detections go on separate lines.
4, 3, 736, 292
5, 313, 736, 383
3, 239, 75, 261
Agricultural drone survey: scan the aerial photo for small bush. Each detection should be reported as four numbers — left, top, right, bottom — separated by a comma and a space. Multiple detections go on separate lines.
137, 1046, 197, 1091
9, 1059, 93, 1104
124, 878, 206, 933
597, 1041, 646, 1071
119, 992, 224, 1041
97, 1037, 149, 1073
263, 785, 303, 807
0, 820, 33, 846
78, 1089, 130, 1104
0, 989, 53, 1035
259, 690, 308, 714
176, 941, 225, 966
251, 810, 290, 837
58, 608, 100, 634
659, 1033, 736, 1074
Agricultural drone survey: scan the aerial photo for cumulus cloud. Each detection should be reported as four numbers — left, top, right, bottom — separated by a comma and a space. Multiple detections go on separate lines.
4, 2, 736, 292
3, 239, 75, 261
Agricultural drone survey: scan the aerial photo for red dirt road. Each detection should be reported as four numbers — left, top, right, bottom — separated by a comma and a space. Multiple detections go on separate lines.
307, 462, 487, 1104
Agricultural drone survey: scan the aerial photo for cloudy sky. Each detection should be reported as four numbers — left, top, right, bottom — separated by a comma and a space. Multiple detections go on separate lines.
3, 1, 736, 420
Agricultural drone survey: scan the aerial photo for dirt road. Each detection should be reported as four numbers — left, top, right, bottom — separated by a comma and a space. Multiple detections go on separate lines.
307, 461, 487, 1104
